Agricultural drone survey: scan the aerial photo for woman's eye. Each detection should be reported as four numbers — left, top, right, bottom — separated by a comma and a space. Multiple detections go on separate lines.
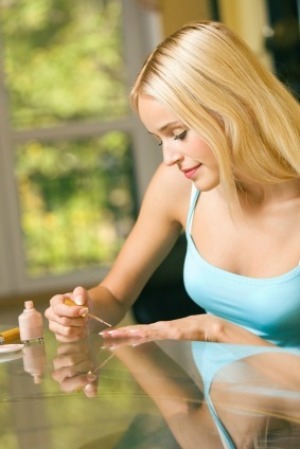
174, 130, 187, 141
152, 136, 163, 146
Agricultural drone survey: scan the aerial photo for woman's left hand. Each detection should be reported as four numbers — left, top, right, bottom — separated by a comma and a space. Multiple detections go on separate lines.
100, 314, 221, 343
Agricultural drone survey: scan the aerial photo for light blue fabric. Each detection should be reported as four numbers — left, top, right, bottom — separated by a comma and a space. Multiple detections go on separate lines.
183, 186, 300, 448
191, 342, 300, 449
183, 186, 300, 349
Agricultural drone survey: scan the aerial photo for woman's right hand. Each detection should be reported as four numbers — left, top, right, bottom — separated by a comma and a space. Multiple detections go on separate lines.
44, 286, 90, 342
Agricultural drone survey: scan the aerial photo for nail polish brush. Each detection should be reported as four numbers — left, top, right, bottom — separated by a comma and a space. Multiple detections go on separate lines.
64, 298, 112, 328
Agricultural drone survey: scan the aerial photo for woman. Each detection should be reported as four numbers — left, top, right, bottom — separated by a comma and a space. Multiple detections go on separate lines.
45, 21, 300, 348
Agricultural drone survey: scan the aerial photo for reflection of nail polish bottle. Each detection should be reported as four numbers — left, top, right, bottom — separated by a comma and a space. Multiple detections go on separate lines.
22, 342, 46, 384
18, 301, 44, 343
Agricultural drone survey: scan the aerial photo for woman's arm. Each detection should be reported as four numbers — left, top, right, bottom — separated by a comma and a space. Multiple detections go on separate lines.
100, 313, 275, 346
44, 163, 191, 341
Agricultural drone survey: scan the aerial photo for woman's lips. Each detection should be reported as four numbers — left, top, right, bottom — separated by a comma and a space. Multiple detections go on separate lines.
182, 164, 202, 179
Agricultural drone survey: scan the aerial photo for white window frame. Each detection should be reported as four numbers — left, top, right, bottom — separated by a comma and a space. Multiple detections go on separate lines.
0, 0, 162, 297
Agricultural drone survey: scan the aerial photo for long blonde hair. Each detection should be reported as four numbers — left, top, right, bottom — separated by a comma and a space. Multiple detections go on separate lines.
130, 20, 300, 204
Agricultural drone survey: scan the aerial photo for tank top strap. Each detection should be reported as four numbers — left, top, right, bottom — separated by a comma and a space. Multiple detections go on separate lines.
186, 184, 200, 234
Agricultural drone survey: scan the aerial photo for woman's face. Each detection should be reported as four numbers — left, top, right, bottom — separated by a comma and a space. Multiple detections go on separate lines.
138, 95, 220, 192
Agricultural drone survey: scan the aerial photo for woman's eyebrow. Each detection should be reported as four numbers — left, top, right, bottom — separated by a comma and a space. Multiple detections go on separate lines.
158, 121, 181, 132
147, 121, 183, 135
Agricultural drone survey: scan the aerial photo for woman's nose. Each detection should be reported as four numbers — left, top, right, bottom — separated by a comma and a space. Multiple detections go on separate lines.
162, 145, 183, 166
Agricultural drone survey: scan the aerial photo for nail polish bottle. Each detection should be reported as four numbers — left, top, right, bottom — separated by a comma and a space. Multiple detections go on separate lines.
22, 342, 46, 384
18, 300, 44, 343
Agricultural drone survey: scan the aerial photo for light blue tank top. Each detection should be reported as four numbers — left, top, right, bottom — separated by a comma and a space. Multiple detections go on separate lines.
183, 186, 300, 348
183, 187, 300, 448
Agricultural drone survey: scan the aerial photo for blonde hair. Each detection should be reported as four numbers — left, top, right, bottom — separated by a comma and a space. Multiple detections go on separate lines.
130, 20, 300, 204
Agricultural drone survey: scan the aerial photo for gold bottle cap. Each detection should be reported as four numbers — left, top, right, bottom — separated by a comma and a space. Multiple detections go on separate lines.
0, 327, 20, 344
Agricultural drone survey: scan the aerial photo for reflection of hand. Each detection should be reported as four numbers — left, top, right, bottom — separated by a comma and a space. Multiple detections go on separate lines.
51, 340, 98, 397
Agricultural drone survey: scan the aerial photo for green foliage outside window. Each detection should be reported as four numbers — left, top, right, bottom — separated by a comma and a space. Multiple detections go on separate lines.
15, 133, 136, 277
0, 0, 137, 277
0, 0, 128, 127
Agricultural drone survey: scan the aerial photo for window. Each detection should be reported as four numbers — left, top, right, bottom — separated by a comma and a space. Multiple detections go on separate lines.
0, 0, 162, 296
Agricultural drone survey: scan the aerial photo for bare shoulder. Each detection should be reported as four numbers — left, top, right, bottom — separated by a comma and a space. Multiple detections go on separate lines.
142, 163, 192, 226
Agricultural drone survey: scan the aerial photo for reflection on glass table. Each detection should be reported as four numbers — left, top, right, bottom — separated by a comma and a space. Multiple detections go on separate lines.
0, 329, 299, 449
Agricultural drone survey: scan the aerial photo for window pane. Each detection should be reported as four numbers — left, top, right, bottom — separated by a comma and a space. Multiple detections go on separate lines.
15, 133, 137, 277
0, 0, 128, 129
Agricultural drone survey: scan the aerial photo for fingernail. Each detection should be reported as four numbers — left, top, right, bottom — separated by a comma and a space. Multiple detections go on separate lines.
80, 308, 88, 317
84, 383, 97, 397
74, 295, 85, 305
99, 330, 117, 337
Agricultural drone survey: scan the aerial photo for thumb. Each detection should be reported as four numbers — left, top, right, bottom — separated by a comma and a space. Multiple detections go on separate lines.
72, 286, 88, 306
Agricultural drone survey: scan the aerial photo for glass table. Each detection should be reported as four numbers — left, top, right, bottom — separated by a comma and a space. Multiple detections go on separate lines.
0, 327, 299, 449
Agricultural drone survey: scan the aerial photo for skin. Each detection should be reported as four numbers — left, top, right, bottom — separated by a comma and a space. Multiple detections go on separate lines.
45, 94, 300, 347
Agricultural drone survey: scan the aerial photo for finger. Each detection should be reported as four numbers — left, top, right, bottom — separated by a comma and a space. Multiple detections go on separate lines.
52, 287, 88, 307
52, 353, 87, 370
100, 325, 147, 339
45, 300, 88, 327
48, 320, 88, 342
84, 382, 98, 398
100, 336, 152, 350
100, 323, 166, 340
44, 294, 69, 322
52, 366, 78, 382
54, 333, 87, 343
56, 341, 89, 356
50, 293, 70, 307
54, 302, 88, 320
72, 286, 89, 306
48, 313, 87, 331
56, 374, 94, 393
100, 321, 185, 341
52, 357, 97, 379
